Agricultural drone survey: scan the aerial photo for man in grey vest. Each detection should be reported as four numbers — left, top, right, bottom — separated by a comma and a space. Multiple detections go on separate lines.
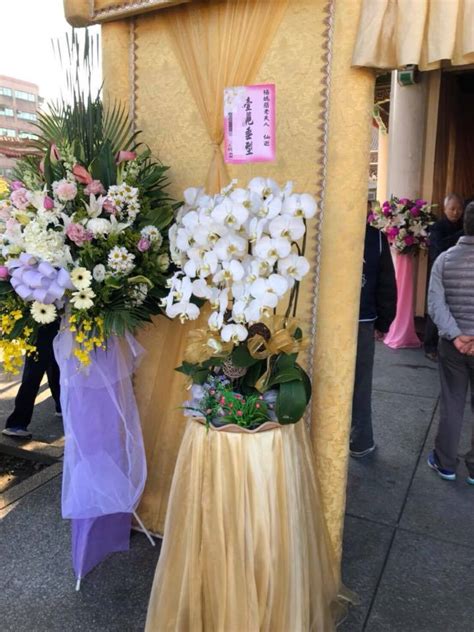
427, 201, 474, 485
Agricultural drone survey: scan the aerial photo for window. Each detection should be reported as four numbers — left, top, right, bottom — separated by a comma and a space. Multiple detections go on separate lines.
14, 90, 35, 102
0, 128, 16, 137
0, 107, 14, 117
0, 87, 12, 97
18, 131, 38, 140
17, 111, 36, 121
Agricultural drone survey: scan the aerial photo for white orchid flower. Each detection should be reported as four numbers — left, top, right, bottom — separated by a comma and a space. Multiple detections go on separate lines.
211, 198, 249, 229
184, 250, 218, 278
247, 217, 268, 242
282, 193, 317, 219
232, 298, 251, 324
269, 215, 305, 241
183, 187, 204, 207
176, 227, 195, 251
192, 278, 212, 299
244, 299, 273, 323
250, 274, 289, 308
213, 260, 244, 285
208, 310, 224, 331
214, 233, 247, 261
255, 195, 282, 220
182, 210, 200, 231
166, 301, 200, 322
221, 324, 248, 343
253, 236, 291, 263
248, 177, 281, 199
278, 254, 310, 286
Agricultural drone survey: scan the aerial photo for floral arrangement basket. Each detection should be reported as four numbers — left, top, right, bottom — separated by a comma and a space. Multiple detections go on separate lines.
368, 196, 435, 254
164, 178, 316, 430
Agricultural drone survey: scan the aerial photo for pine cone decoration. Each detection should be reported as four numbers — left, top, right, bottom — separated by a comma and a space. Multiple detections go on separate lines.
222, 359, 248, 379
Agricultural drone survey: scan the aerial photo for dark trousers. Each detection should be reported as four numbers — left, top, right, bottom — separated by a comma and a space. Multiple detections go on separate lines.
424, 314, 439, 353
5, 322, 61, 430
436, 338, 474, 477
351, 322, 375, 451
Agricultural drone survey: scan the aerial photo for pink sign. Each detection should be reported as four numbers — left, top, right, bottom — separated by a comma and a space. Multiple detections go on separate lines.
224, 83, 276, 164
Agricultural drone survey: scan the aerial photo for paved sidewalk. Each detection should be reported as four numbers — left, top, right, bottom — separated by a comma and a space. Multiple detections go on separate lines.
341, 342, 474, 632
1, 342, 473, 631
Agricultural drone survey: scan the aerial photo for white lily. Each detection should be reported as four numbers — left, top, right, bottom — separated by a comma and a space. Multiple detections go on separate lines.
278, 254, 310, 286
221, 323, 248, 343
84, 194, 105, 218
269, 215, 305, 241
109, 215, 131, 234
282, 193, 317, 219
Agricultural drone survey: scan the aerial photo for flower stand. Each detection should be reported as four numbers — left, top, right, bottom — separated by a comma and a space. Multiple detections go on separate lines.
384, 252, 421, 349
145, 418, 345, 631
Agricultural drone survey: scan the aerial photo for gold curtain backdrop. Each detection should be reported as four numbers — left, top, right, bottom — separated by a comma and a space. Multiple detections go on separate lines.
352, 0, 474, 70
164, 0, 289, 193
85, 0, 375, 560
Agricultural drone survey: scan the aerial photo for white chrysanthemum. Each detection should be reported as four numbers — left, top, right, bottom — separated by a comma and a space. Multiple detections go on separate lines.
31, 301, 57, 324
107, 246, 135, 276
70, 267, 92, 290
93, 264, 106, 282
87, 218, 111, 237
71, 287, 95, 310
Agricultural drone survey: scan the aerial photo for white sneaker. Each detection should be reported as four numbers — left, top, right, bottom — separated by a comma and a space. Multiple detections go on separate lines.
2, 427, 32, 438
54, 411, 63, 418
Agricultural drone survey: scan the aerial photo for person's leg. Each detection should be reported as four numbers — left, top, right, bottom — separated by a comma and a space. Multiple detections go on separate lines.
465, 361, 474, 480
434, 338, 469, 472
5, 353, 46, 429
424, 314, 439, 357
42, 322, 61, 413
350, 322, 375, 453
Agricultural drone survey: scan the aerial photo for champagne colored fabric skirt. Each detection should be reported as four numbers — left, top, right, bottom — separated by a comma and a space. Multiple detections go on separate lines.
145, 419, 345, 632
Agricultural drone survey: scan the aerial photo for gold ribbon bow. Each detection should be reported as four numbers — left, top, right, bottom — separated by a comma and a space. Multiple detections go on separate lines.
184, 328, 233, 365
247, 316, 308, 392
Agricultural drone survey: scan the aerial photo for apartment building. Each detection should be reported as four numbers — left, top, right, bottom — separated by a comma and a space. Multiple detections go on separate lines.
0, 76, 43, 178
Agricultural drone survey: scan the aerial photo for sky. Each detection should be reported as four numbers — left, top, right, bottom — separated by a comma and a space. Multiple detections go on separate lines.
0, 0, 100, 103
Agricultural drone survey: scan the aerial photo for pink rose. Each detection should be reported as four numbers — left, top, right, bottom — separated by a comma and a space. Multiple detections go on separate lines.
0, 208, 11, 221
102, 198, 117, 214
10, 187, 30, 210
137, 237, 151, 252
116, 150, 137, 164
84, 180, 105, 196
72, 164, 92, 185
386, 227, 400, 239
0, 266, 9, 280
54, 180, 77, 202
404, 235, 415, 246
10, 180, 24, 191
66, 222, 93, 246
410, 207, 420, 217
43, 196, 54, 210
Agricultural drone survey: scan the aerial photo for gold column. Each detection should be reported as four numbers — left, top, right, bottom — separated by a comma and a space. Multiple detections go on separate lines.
311, 1, 374, 559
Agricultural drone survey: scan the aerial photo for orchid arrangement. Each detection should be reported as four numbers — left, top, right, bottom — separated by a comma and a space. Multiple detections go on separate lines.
167, 178, 315, 428
369, 197, 435, 254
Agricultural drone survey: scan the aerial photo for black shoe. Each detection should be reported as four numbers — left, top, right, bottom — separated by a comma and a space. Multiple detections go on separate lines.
350, 443, 376, 458
424, 351, 437, 362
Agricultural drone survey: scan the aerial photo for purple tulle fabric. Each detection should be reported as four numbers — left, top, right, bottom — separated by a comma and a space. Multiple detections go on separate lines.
54, 330, 147, 580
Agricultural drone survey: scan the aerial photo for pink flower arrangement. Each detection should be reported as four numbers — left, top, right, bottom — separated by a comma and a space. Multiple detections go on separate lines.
43, 196, 55, 210
369, 197, 435, 254
137, 237, 151, 252
66, 222, 93, 246
116, 150, 137, 164
0, 266, 9, 280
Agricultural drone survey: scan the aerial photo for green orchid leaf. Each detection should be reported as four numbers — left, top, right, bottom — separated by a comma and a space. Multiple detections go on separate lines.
231, 344, 260, 368
275, 380, 308, 424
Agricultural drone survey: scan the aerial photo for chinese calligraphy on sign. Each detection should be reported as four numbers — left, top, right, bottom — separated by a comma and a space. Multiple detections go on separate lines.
224, 84, 276, 164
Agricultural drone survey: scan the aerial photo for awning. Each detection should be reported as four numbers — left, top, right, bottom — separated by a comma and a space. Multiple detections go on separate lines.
352, 0, 474, 70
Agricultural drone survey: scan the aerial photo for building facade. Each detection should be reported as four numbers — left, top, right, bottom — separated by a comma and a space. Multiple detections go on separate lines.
0, 76, 42, 178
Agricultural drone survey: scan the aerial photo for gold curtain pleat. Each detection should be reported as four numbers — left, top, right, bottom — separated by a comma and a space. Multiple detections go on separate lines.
135, 0, 288, 536
352, 0, 474, 70
164, 0, 289, 193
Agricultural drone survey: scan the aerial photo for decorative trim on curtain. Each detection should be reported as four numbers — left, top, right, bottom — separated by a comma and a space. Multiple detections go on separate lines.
352, 0, 474, 70
163, 0, 289, 193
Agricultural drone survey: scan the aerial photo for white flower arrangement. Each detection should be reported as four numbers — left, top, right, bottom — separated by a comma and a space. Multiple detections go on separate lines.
164, 178, 316, 339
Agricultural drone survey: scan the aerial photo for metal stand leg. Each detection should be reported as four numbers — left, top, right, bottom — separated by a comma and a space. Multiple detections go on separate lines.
133, 511, 156, 547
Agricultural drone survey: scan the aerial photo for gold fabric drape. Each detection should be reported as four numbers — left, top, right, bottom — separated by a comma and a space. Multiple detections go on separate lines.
145, 420, 345, 632
164, 0, 289, 193
352, 0, 474, 70
135, 0, 288, 536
